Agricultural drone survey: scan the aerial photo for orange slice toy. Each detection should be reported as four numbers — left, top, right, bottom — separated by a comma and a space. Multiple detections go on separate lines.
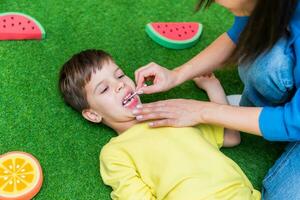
0, 151, 43, 200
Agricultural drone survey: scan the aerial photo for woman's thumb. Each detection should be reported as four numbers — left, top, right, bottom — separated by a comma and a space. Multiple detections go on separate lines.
139, 84, 161, 94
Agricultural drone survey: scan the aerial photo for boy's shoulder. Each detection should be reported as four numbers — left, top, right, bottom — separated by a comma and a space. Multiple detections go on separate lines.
99, 140, 117, 161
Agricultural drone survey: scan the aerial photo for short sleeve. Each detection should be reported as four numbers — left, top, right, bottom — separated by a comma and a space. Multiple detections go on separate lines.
227, 16, 249, 44
195, 124, 224, 149
100, 145, 156, 200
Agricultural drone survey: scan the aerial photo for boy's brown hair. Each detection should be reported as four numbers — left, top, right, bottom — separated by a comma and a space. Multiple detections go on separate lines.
59, 49, 112, 112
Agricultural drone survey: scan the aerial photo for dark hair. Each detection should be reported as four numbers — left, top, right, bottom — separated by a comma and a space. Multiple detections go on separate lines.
196, 0, 297, 64
59, 49, 113, 112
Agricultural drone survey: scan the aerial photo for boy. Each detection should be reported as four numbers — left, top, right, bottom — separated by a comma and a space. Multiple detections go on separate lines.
59, 49, 260, 200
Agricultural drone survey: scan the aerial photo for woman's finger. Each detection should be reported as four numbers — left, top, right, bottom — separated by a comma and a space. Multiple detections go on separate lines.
135, 63, 157, 89
134, 101, 170, 113
136, 111, 174, 122
148, 119, 177, 128
140, 84, 162, 94
134, 65, 151, 88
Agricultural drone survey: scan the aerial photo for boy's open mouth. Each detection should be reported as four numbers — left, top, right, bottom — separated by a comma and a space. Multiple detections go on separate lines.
122, 92, 139, 108
122, 92, 134, 105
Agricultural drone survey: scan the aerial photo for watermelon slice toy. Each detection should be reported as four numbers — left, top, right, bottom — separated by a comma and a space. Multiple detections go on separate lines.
146, 22, 203, 49
0, 12, 45, 40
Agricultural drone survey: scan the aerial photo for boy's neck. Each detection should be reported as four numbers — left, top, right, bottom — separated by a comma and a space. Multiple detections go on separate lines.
106, 119, 139, 135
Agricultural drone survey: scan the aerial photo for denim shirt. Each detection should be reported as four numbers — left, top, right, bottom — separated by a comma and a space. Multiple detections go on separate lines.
227, 3, 300, 141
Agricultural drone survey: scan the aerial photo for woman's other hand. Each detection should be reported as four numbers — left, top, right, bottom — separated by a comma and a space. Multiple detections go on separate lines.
132, 99, 212, 127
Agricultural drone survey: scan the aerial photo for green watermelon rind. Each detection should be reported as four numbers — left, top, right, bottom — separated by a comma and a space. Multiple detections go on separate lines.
0, 12, 46, 39
145, 23, 203, 49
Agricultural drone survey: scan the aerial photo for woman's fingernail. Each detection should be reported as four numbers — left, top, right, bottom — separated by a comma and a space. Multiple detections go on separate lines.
132, 109, 139, 114
136, 104, 143, 109
148, 122, 154, 127
137, 90, 143, 95
136, 115, 143, 120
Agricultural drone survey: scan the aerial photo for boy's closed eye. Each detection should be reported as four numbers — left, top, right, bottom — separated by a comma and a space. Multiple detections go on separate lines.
116, 69, 125, 79
101, 86, 109, 94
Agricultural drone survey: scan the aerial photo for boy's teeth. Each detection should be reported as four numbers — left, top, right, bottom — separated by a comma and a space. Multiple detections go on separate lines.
126, 93, 131, 99
124, 96, 134, 106
123, 93, 132, 106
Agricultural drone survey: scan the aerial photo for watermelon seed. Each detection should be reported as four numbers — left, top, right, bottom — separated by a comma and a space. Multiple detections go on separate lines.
3, 25, 6, 28
182, 26, 185, 29
170, 29, 173, 32
184, 31, 187, 34
162, 31, 165, 34
189, 25, 192, 28
11, 23, 14, 27
3, 19, 6, 22
32, 26, 35, 30
176, 28, 178, 31
19, 22, 21, 25
11, 17, 14, 20
27, 20, 31, 23
157, 25, 160, 28
178, 34, 181, 37
22, 27, 25, 30
165, 24, 168, 27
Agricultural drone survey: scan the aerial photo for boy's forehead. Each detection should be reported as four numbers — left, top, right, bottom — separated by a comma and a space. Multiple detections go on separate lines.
90, 61, 119, 81
102, 60, 119, 72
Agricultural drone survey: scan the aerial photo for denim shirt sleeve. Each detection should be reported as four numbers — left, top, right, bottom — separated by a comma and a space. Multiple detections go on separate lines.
227, 16, 249, 44
259, 89, 300, 141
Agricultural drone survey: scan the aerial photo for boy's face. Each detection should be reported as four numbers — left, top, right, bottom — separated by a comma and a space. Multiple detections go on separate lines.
83, 60, 141, 124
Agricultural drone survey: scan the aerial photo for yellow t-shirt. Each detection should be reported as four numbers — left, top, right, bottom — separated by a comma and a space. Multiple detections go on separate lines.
100, 123, 261, 200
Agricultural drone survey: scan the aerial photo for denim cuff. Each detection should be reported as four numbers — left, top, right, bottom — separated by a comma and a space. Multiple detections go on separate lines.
259, 106, 287, 141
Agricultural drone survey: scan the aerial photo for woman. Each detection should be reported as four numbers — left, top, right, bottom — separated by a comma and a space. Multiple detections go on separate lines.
132, 0, 300, 199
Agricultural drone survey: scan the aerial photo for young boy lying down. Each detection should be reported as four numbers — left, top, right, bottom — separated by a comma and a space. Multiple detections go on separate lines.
58, 49, 261, 200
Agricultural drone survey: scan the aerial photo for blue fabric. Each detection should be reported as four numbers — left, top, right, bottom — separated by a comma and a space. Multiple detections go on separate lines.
238, 37, 295, 107
228, 3, 300, 141
227, 16, 249, 44
262, 142, 300, 199
227, 4, 300, 199
259, 2, 300, 141
260, 90, 300, 141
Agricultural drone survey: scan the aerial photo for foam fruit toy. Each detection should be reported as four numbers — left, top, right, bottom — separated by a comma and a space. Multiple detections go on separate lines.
145, 22, 203, 49
0, 151, 43, 200
0, 12, 45, 40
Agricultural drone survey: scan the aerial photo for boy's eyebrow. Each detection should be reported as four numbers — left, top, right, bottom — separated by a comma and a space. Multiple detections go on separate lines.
93, 81, 104, 94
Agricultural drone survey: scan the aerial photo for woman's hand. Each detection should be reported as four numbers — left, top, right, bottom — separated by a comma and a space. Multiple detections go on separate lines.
132, 99, 212, 127
135, 62, 179, 94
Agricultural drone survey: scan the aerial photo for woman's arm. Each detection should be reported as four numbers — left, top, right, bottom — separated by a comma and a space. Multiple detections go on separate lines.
173, 33, 236, 86
202, 103, 262, 136
133, 100, 262, 137
135, 33, 236, 94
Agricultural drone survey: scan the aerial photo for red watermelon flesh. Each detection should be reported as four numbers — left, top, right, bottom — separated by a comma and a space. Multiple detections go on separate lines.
150, 22, 199, 41
0, 12, 45, 40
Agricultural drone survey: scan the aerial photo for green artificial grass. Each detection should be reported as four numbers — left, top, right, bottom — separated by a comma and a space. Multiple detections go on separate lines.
0, 0, 284, 199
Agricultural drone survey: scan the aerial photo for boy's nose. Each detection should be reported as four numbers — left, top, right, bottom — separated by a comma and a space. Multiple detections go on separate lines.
115, 81, 125, 93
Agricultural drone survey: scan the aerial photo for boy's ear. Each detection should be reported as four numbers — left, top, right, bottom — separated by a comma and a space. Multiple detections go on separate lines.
82, 109, 102, 123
